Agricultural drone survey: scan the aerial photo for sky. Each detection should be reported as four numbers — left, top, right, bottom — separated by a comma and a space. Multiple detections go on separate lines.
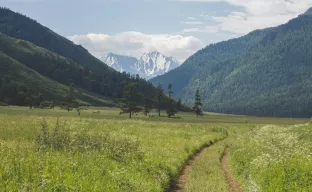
2, 0, 312, 62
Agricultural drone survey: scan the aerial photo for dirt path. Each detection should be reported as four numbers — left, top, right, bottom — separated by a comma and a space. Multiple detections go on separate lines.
167, 140, 221, 192
221, 148, 242, 192
170, 150, 201, 192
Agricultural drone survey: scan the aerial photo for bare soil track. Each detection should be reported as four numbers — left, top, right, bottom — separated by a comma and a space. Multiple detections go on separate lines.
167, 139, 241, 192
221, 148, 242, 192
167, 139, 223, 192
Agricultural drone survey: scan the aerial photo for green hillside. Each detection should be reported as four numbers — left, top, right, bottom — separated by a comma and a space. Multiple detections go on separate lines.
0, 7, 162, 102
0, 7, 184, 110
152, 8, 312, 117
0, 50, 114, 106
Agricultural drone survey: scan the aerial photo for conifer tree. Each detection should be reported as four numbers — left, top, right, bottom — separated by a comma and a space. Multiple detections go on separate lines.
155, 83, 163, 117
121, 82, 138, 119
143, 95, 153, 117
166, 83, 177, 118
193, 89, 203, 117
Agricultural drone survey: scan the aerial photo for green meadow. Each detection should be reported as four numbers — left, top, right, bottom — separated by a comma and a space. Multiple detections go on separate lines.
0, 106, 310, 191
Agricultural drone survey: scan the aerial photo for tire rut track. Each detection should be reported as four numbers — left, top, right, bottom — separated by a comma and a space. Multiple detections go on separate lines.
221, 148, 242, 192
167, 138, 225, 192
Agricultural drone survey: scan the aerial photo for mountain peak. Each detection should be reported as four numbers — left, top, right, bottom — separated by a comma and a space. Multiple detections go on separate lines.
304, 7, 312, 15
101, 52, 180, 79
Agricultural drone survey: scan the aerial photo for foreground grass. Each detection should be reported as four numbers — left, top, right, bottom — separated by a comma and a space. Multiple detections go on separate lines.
230, 123, 312, 191
0, 108, 228, 191
0, 106, 309, 191
184, 139, 229, 192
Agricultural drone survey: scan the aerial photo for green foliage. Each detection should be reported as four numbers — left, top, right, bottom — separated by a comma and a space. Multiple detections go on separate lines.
63, 84, 77, 111
143, 94, 154, 116
120, 83, 140, 118
193, 89, 203, 117
166, 83, 177, 118
152, 12, 312, 117
156, 83, 164, 117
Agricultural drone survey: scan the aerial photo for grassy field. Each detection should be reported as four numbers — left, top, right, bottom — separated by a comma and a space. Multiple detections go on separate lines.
230, 123, 312, 192
0, 106, 310, 191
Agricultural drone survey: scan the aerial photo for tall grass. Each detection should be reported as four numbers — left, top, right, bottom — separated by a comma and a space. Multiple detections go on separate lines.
230, 123, 312, 191
0, 114, 226, 191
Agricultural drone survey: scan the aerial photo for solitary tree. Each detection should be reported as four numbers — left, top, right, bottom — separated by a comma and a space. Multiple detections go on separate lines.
143, 94, 154, 117
155, 83, 163, 117
166, 83, 177, 118
193, 89, 203, 117
121, 82, 138, 119
25, 95, 34, 109
64, 84, 75, 111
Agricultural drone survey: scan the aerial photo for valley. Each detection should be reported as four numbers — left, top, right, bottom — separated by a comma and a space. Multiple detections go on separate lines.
1, 4, 312, 192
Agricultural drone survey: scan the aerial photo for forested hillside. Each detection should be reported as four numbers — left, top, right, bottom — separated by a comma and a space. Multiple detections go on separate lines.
0, 8, 155, 100
0, 7, 183, 110
152, 8, 312, 117
0, 49, 114, 106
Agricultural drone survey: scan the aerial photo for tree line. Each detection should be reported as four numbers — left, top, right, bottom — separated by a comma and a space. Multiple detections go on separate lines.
119, 82, 203, 118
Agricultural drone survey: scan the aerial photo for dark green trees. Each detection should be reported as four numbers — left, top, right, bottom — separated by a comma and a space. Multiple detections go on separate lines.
166, 83, 177, 118
121, 83, 139, 119
156, 83, 163, 117
177, 98, 182, 111
193, 89, 203, 117
64, 84, 75, 111
143, 95, 154, 117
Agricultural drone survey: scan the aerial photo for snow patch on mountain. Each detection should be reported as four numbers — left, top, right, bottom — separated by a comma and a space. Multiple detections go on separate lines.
101, 52, 180, 79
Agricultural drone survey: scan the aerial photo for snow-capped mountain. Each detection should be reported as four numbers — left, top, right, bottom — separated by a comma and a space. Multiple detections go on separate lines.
101, 53, 138, 74
101, 52, 180, 79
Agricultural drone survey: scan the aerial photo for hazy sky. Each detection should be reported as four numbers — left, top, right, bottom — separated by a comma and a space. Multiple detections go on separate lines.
3, 0, 312, 62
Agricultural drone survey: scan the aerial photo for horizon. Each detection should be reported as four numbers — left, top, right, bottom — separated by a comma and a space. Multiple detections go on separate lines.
2, 0, 312, 63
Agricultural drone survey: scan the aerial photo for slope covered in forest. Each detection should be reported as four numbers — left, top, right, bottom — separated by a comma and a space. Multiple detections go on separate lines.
0, 7, 179, 109
152, 8, 312, 117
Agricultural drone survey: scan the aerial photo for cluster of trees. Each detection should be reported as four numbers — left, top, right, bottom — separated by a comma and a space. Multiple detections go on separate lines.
120, 82, 203, 118
0, 77, 38, 106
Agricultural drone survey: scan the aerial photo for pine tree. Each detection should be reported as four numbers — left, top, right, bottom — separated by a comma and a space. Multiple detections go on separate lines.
193, 89, 203, 117
143, 95, 153, 117
166, 83, 177, 118
155, 83, 163, 117
121, 82, 138, 119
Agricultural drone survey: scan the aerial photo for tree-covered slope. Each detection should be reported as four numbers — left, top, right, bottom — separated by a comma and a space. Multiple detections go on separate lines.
0, 7, 181, 109
0, 50, 114, 106
152, 28, 272, 96
0, 7, 113, 74
0, 7, 158, 100
153, 8, 312, 117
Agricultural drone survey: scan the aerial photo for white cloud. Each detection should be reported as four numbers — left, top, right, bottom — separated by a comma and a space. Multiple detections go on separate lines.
68, 31, 204, 63
187, 16, 197, 20
182, 21, 204, 25
180, 0, 312, 34
182, 26, 219, 33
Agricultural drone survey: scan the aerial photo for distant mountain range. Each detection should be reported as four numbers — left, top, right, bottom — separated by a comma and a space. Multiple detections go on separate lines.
101, 52, 180, 79
152, 7, 312, 117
